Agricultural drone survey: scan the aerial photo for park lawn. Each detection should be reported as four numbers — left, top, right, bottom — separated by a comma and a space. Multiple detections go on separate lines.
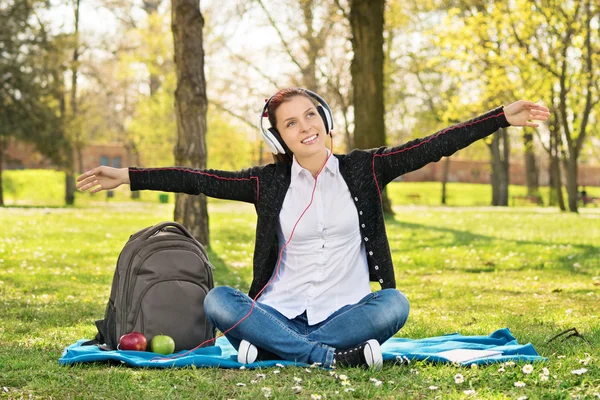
4, 169, 600, 207
0, 196, 599, 399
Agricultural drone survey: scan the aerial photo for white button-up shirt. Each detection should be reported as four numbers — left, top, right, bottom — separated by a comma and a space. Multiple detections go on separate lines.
258, 151, 372, 325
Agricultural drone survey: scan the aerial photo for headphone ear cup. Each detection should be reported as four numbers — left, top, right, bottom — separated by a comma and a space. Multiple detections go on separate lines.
316, 105, 332, 135
267, 127, 290, 154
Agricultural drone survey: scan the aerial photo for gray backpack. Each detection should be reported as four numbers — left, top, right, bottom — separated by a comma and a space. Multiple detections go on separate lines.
88, 222, 215, 351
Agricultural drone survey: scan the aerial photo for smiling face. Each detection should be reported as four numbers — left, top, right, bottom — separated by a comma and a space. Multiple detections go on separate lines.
274, 95, 328, 160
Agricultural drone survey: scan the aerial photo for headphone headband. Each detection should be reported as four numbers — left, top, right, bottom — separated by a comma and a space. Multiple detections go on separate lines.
259, 88, 334, 155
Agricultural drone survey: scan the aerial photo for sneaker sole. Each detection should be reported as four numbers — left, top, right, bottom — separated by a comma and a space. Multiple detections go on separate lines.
364, 339, 383, 370
237, 340, 258, 364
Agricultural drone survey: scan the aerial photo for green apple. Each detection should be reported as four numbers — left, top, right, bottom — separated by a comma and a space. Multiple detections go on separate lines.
150, 334, 175, 355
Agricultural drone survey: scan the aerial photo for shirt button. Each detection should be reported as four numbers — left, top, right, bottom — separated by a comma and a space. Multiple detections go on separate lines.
379, 279, 384, 283
364, 237, 369, 242
369, 251, 373, 256
361, 224, 365, 228
359, 211, 363, 215
374, 265, 379, 270
354, 197, 358, 201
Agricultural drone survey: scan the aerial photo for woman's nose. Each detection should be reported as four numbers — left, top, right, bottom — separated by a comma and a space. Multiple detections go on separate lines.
299, 119, 310, 132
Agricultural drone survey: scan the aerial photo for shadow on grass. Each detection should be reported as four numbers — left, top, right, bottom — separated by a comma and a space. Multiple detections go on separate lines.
385, 215, 599, 274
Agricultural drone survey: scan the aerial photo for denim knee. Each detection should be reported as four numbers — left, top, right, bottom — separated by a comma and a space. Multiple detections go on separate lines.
380, 288, 410, 329
204, 286, 236, 325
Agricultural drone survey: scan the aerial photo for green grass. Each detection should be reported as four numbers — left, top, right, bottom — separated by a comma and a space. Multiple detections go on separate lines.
4, 169, 600, 207
1, 182, 599, 399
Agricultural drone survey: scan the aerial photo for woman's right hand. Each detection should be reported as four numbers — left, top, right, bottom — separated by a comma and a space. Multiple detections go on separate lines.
76, 166, 130, 193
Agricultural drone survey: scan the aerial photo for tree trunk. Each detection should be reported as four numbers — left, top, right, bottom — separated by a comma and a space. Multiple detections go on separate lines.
522, 132, 538, 195
127, 141, 141, 199
564, 158, 579, 212
548, 122, 566, 210
171, 0, 209, 245
65, 0, 80, 206
549, 154, 565, 211
349, 0, 393, 215
489, 128, 509, 206
0, 136, 5, 206
143, 0, 162, 95
441, 156, 450, 205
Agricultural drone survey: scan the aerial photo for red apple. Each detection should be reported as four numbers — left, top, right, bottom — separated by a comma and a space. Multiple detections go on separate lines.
119, 332, 147, 351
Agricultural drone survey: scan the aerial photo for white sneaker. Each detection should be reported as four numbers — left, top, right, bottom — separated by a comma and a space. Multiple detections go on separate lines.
334, 339, 383, 370
237, 339, 258, 364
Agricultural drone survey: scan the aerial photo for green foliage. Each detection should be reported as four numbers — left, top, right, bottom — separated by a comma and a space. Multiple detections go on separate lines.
0, 199, 599, 398
207, 106, 255, 170
116, 12, 254, 170
0, 0, 66, 164
119, 12, 177, 167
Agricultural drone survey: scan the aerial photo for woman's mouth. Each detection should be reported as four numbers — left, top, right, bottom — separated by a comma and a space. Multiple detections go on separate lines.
301, 134, 318, 144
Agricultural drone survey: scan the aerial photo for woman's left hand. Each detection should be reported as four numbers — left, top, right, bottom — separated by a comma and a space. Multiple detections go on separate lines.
504, 100, 550, 127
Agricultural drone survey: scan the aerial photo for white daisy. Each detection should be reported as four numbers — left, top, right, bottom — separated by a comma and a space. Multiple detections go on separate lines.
514, 381, 526, 388
454, 373, 465, 384
522, 364, 534, 374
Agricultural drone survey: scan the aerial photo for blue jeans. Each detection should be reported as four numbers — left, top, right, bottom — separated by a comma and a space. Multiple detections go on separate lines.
204, 286, 410, 368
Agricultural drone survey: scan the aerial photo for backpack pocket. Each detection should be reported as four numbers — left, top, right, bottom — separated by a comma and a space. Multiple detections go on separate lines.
133, 280, 211, 351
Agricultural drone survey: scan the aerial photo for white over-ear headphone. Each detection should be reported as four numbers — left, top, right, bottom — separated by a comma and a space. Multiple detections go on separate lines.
259, 89, 335, 154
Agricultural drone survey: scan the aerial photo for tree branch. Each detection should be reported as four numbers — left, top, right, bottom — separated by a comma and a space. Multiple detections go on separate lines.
211, 100, 257, 131
574, 0, 594, 154
255, 0, 305, 73
226, 46, 280, 88
507, 10, 560, 78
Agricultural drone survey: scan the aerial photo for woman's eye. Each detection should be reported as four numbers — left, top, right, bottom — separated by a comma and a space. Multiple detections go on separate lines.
287, 121, 296, 127
307, 112, 315, 117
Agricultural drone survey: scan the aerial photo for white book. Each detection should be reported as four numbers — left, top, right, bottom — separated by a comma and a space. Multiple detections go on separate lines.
438, 349, 503, 363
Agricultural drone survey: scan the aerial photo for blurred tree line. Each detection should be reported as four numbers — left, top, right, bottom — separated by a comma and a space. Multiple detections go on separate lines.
1, 0, 599, 240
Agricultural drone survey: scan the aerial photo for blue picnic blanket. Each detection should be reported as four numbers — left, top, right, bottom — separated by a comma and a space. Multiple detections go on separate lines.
58, 328, 543, 369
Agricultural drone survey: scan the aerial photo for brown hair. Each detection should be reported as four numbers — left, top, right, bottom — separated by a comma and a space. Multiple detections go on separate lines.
266, 88, 315, 164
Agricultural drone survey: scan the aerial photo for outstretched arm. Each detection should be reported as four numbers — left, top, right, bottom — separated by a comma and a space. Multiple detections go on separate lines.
76, 165, 262, 204
373, 101, 550, 187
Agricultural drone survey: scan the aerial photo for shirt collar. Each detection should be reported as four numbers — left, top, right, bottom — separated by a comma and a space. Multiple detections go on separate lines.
291, 149, 338, 178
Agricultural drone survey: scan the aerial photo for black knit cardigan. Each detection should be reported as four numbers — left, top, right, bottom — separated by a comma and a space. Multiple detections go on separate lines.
130, 107, 509, 299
